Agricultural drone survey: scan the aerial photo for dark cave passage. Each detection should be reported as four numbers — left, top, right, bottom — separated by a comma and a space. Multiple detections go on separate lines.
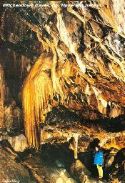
45, 106, 125, 133
84, 116, 125, 133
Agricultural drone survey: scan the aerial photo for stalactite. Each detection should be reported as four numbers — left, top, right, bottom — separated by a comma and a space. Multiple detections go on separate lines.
73, 133, 79, 159
51, 44, 64, 100
22, 50, 76, 148
92, 86, 107, 115
109, 103, 122, 118
69, 133, 79, 159
84, 84, 92, 104
22, 54, 54, 148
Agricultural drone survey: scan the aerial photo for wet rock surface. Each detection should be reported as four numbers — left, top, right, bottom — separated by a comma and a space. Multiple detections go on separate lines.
8, 134, 28, 152
4, 102, 22, 133
0, 145, 33, 183
0, 1, 125, 182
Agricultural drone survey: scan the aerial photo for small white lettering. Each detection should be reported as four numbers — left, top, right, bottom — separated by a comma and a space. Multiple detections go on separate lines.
2, 179, 20, 183
3, 2, 97, 9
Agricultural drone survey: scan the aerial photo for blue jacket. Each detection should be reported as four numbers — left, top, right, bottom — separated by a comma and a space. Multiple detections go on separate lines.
94, 151, 104, 165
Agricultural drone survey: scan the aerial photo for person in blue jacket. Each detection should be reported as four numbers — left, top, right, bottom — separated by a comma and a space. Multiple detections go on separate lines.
94, 146, 104, 179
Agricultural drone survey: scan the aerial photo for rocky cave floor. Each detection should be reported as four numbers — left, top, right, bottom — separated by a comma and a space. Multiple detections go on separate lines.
0, 108, 125, 183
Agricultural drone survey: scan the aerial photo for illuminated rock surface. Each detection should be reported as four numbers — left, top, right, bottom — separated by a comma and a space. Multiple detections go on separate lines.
0, 0, 125, 182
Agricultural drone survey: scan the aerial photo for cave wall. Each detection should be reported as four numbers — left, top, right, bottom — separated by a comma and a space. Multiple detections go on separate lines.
0, 7, 41, 131
0, 64, 5, 128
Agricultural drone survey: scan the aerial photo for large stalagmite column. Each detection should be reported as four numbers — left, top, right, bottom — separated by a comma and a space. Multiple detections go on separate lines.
0, 65, 5, 129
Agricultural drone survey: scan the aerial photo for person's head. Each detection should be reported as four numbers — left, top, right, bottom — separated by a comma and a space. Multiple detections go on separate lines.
95, 146, 99, 152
